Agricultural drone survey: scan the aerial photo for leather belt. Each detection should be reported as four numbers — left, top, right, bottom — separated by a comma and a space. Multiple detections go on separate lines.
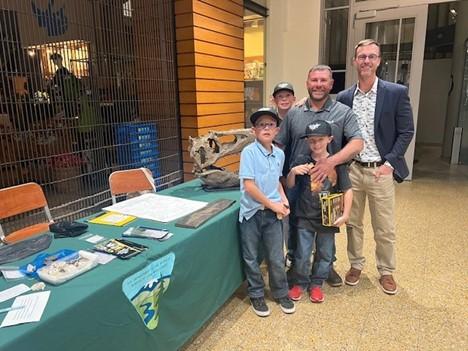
353, 160, 384, 168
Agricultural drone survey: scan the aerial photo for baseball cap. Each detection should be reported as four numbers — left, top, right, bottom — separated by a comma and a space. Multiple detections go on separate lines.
300, 120, 332, 138
250, 107, 281, 126
272, 82, 294, 97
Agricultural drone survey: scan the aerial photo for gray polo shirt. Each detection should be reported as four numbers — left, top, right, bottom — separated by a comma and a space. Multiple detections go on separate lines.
276, 97, 362, 170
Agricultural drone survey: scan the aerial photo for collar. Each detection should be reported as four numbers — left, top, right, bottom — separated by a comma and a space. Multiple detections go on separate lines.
254, 139, 277, 157
355, 77, 378, 96
304, 97, 333, 112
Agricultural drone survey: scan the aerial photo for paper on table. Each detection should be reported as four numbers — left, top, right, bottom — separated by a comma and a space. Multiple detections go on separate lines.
85, 234, 105, 244
0, 291, 50, 328
94, 252, 117, 265
1, 270, 25, 280
0, 284, 30, 303
88, 212, 136, 226
103, 193, 208, 223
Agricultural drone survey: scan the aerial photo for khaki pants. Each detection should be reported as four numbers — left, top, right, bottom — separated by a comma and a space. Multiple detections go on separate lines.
346, 162, 396, 276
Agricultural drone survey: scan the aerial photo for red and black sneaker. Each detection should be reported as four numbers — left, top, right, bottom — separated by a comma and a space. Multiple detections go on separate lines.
309, 286, 325, 303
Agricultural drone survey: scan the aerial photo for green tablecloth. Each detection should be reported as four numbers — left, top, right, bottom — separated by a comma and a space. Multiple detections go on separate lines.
0, 180, 244, 351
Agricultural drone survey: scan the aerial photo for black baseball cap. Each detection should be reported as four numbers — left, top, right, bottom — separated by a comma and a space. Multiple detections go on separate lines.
272, 82, 294, 97
250, 107, 281, 126
300, 120, 332, 138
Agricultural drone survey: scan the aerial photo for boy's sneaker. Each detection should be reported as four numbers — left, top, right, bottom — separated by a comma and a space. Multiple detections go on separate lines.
277, 296, 296, 314
309, 286, 325, 303
250, 297, 270, 317
288, 285, 304, 301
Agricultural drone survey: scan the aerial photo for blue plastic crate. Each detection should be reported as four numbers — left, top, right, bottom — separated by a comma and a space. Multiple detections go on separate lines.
116, 122, 161, 176
116, 122, 158, 144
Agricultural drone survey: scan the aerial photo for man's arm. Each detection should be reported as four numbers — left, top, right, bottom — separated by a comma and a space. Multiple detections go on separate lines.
384, 87, 414, 166
311, 105, 364, 181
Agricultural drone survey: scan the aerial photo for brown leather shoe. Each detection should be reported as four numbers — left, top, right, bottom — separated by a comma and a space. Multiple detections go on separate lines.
344, 267, 361, 286
379, 275, 398, 295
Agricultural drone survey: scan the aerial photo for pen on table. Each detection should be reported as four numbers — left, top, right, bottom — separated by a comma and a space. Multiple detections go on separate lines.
0, 266, 19, 271
0, 305, 25, 314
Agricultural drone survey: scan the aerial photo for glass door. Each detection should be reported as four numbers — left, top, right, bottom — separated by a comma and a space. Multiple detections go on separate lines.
349, 5, 428, 179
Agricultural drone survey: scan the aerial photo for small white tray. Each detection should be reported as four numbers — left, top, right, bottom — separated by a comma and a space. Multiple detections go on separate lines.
37, 250, 99, 285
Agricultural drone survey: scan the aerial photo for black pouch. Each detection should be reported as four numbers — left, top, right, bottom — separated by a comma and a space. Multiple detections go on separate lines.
49, 221, 88, 238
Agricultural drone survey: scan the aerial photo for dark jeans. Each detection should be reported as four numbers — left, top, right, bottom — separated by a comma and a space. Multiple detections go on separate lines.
294, 227, 335, 289
287, 184, 337, 267
239, 209, 288, 299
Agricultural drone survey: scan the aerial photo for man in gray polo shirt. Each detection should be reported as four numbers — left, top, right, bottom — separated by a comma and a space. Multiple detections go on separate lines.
276, 64, 364, 286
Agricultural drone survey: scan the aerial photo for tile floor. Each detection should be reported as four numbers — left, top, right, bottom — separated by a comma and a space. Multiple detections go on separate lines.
183, 145, 468, 351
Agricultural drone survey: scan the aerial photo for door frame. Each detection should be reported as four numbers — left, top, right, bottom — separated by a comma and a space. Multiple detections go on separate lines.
346, 3, 428, 179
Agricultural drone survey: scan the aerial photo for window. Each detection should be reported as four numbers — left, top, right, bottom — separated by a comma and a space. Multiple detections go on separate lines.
321, 0, 349, 93
244, 9, 265, 126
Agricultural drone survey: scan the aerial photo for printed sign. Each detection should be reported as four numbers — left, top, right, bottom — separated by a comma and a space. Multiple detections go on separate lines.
122, 253, 175, 329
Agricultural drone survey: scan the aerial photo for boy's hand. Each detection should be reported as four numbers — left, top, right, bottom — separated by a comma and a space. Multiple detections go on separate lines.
292, 164, 313, 176
333, 215, 348, 227
270, 202, 290, 217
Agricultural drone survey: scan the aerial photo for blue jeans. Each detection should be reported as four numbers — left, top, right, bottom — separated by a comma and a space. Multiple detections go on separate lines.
294, 227, 335, 289
239, 209, 288, 299
286, 186, 337, 266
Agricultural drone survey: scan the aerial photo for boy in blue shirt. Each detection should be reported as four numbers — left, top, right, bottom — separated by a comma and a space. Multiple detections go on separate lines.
286, 120, 353, 303
239, 107, 295, 317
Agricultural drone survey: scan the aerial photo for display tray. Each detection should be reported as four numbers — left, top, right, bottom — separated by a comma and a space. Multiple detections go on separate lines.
37, 250, 99, 285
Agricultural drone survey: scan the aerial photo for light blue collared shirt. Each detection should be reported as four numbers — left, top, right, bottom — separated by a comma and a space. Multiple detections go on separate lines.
239, 140, 284, 222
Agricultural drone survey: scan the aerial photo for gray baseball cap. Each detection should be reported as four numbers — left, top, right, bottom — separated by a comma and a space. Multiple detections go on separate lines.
272, 82, 294, 97
250, 107, 281, 126
300, 120, 332, 138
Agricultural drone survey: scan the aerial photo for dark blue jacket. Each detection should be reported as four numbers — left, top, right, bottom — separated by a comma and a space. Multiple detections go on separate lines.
336, 79, 414, 182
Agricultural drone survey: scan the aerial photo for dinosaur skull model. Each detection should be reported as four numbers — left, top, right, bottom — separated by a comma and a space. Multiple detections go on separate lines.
189, 129, 255, 188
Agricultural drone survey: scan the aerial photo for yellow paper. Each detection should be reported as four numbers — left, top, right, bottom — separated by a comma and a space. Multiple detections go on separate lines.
88, 212, 136, 226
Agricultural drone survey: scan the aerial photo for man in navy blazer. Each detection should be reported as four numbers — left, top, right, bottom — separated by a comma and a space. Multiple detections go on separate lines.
336, 39, 414, 295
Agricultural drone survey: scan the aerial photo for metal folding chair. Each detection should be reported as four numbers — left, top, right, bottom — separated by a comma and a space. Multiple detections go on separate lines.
108, 168, 156, 204
0, 182, 53, 244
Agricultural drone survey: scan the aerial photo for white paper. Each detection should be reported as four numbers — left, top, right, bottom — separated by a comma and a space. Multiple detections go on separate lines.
94, 252, 117, 265
85, 234, 105, 244
0, 284, 30, 303
0, 291, 50, 328
1, 270, 25, 280
103, 193, 208, 223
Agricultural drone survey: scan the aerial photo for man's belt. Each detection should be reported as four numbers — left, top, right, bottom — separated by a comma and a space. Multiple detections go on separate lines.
353, 160, 384, 168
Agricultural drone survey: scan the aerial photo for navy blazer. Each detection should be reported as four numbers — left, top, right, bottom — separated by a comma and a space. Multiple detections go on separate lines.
336, 79, 414, 182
